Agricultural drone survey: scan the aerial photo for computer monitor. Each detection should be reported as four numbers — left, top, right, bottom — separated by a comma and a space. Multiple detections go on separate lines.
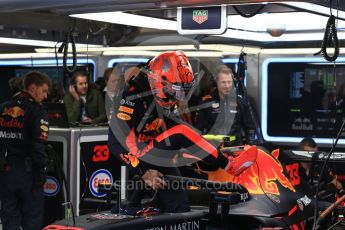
262, 57, 345, 144
43, 103, 69, 128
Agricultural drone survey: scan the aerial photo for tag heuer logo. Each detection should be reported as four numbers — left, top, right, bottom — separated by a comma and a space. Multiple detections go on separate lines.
193, 10, 208, 24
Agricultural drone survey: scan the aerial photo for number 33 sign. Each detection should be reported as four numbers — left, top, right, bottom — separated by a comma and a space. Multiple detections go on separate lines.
92, 145, 110, 162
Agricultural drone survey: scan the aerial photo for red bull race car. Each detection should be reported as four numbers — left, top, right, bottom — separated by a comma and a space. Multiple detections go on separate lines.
44, 146, 342, 230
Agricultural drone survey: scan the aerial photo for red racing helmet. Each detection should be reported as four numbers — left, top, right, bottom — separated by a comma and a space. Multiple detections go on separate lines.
147, 50, 195, 109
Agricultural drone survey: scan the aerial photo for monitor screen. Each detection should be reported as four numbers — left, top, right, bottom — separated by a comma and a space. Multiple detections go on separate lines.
0, 59, 95, 104
263, 57, 345, 144
15, 67, 65, 84
43, 102, 69, 128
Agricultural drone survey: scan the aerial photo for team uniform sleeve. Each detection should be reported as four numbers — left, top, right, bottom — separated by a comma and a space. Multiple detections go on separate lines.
30, 107, 49, 169
108, 87, 149, 174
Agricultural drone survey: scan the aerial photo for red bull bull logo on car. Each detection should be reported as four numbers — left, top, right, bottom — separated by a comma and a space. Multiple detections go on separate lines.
2, 106, 25, 118
204, 148, 295, 195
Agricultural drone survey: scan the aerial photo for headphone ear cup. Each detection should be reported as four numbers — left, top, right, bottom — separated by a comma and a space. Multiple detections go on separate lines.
69, 78, 77, 92
69, 78, 76, 86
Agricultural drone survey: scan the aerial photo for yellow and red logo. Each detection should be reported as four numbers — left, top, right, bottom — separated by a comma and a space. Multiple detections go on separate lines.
120, 152, 140, 167
204, 148, 295, 195
117, 112, 131, 121
2, 106, 25, 118
119, 106, 134, 114
144, 118, 164, 132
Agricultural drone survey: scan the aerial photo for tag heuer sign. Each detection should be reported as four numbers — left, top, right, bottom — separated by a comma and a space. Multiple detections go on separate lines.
177, 5, 227, 35
193, 10, 208, 24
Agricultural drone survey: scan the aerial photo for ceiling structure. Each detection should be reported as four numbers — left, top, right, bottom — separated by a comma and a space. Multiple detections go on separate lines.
0, 0, 342, 53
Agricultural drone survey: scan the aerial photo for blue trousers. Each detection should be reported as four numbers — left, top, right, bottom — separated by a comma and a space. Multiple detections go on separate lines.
0, 168, 44, 230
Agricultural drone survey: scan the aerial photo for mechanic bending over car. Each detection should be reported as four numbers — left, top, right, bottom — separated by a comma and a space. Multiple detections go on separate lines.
108, 50, 258, 213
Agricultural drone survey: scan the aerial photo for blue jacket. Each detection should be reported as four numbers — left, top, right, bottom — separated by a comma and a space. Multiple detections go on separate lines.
0, 92, 49, 170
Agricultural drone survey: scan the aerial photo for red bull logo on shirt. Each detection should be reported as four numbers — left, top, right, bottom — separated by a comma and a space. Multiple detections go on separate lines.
0, 117, 23, 128
2, 106, 25, 118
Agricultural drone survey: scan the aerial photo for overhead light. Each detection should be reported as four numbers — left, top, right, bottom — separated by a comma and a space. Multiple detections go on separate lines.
281, 2, 345, 20
260, 48, 345, 55
36, 44, 261, 55
108, 58, 150, 67
219, 29, 345, 42
71, 12, 176, 31
102, 50, 224, 57
227, 12, 343, 32
35, 44, 343, 57
71, 9, 345, 42
183, 51, 223, 57
0, 37, 101, 48
0, 52, 96, 59
102, 50, 159, 56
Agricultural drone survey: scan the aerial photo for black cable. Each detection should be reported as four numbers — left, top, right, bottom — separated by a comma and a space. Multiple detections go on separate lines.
78, 124, 88, 203
85, 23, 90, 75
313, 2, 340, 228
48, 144, 71, 211
30, 56, 34, 69
47, 144, 76, 226
233, 5, 265, 18
58, 31, 77, 73
54, 44, 59, 69
319, 15, 339, 62
235, 52, 264, 145
58, 19, 77, 74
312, 118, 345, 229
